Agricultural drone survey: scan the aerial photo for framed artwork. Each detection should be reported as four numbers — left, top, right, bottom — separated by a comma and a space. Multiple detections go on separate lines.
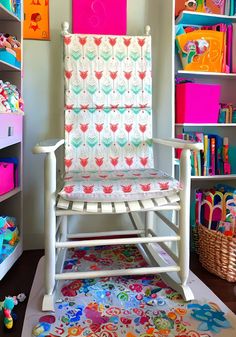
24, 0, 50, 40
72, 0, 127, 35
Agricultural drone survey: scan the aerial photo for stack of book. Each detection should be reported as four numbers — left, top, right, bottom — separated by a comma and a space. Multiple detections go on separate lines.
176, 132, 231, 176
218, 103, 236, 123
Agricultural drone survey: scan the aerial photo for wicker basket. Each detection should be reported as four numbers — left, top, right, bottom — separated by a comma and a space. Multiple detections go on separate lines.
198, 223, 236, 282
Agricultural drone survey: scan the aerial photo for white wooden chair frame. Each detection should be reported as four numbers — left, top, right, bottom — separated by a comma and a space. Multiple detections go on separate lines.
33, 23, 203, 312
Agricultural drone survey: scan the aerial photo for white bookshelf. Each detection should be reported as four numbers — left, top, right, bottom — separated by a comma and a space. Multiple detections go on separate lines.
175, 9, 236, 177
174, 9, 236, 233
0, 2, 23, 280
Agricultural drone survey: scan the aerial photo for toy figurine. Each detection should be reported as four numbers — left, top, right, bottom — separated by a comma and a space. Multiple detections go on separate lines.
2, 297, 14, 329
0, 293, 26, 329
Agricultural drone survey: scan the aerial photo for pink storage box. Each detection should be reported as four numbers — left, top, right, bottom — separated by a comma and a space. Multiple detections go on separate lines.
0, 162, 14, 195
176, 83, 221, 124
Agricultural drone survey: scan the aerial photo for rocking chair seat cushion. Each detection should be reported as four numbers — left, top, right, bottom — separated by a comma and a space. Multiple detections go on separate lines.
59, 168, 181, 202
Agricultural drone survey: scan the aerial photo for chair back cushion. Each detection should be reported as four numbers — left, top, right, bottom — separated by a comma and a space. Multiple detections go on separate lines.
64, 34, 153, 172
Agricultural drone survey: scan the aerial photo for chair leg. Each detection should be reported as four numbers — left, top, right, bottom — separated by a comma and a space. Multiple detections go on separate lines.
43, 152, 57, 312
177, 148, 194, 301
176, 203, 195, 301
43, 209, 56, 311
43, 203, 56, 311
178, 206, 189, 287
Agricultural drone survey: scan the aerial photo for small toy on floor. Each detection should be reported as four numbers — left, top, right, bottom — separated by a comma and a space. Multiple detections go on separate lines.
0, 293, 26, 329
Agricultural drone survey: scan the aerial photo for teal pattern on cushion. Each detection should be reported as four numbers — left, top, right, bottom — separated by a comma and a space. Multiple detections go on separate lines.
64, 34, 153, 172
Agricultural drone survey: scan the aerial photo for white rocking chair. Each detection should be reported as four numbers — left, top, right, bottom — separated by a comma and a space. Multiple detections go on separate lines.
33, 22, 202, 311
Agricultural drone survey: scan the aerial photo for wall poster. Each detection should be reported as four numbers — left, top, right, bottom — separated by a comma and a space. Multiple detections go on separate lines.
24, 0, 50, 40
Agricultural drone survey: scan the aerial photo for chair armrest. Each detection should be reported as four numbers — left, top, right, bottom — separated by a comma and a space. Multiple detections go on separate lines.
33, 139, 65, 154
152, 138, 203, 151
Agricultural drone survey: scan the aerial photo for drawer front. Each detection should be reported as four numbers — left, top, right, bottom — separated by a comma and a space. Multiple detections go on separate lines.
0, 114, 23, 140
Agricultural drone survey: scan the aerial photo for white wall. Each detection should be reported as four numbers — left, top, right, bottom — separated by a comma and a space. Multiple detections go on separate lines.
23, 0, 168, 249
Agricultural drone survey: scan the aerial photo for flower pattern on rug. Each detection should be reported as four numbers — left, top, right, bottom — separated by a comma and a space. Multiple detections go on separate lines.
32, 245, 232, 337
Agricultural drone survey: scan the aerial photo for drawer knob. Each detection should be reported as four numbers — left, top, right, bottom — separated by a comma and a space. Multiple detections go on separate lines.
8, 126, 14, 137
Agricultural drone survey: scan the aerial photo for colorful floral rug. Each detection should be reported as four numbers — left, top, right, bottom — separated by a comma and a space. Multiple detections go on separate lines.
26, 245, 236, 337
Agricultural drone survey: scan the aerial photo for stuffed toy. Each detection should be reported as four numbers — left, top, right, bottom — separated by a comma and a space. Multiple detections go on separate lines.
0, 293, 26, 329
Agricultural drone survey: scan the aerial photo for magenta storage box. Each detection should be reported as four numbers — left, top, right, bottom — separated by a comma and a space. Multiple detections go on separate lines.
176, 83, 221, 124
0, 162, 14, 195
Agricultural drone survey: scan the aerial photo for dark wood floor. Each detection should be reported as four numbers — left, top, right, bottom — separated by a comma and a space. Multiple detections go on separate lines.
190, 254, 236, 314
0, 250, 44, 337
0, 250, 235, 336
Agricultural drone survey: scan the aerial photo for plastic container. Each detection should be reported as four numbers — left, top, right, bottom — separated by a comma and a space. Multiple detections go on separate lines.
0, 0, 13, 12
0, 50, 21, 69
0, 216, 18, 255
176, 83, 221, 124
0, 162, 14, 195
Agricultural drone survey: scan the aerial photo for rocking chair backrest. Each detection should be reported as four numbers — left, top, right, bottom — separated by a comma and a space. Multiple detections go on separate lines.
64, 34, 153, 172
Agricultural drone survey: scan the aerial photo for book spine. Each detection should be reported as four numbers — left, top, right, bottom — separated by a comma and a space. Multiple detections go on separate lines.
230, 0, 234, 15
193, 151, 199, 176
203, 135, 208, 176
197, 151, 202, 176
229, 104, 233, 123
232, 24, 236, 73
223, 137, 231, 174
210, 137, 216, 176
207, 136, 211, 175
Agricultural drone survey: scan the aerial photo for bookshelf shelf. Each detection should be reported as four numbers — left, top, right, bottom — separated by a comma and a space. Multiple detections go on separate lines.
176, 11, 236, 26
191, 174, 236, 181
0, 187, 22, 203
177, 70, 236, 79
0, 4, 20, 22
0, 59, 21, 72
0, 137, 21, 150
0, 241, 22, 280
176, 123, 236, 127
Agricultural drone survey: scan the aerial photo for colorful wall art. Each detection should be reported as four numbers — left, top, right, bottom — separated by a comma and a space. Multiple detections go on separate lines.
72, 0, 127, 35
24, 0, 50, 40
